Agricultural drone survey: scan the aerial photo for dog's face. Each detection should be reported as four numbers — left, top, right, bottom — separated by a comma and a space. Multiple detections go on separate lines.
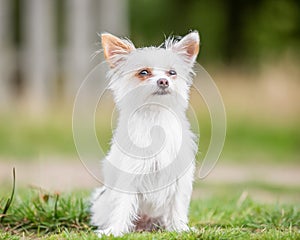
101, 32, 200, 108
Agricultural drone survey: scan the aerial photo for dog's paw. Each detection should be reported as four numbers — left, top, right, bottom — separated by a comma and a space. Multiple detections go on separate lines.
176, 224, 190, 232
189, 226, 200, 233
166, 222, 200, 233
94, 228, 112, 237
95, 228, 125, 237
166, 223, 190, 232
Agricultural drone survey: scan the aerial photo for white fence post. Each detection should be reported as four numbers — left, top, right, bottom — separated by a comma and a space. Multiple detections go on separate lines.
0, 0, 130, 114
21, 0, 56, 114
63, 0, 129, 108
98, 0, 129, 36
64, 0, 92, 105
0, 0, 12, 110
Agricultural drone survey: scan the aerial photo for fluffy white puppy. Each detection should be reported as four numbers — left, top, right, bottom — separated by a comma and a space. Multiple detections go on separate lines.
91, 31, 200, 237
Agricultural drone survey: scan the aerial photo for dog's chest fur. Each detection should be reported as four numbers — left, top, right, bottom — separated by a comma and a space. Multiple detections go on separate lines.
128, 106, 182, 166
109, 105, 187, 174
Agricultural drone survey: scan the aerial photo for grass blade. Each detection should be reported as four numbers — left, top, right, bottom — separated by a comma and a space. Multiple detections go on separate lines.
0, 167, 16, 223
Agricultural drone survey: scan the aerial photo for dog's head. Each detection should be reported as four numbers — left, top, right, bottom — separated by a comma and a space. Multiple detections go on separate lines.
101, 31, 200, 110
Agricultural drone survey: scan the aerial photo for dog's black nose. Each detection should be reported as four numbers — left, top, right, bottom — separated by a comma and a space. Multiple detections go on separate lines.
157, 78, 169, 89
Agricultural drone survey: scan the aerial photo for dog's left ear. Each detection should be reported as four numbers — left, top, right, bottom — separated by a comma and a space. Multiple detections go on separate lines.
101, 33, 135, 67
172, 31, 200, 64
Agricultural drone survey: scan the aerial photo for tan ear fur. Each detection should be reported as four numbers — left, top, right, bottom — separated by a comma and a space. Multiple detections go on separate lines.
173, 31, 200, 63
184, 39, 199, 59
101, 33, 135, 67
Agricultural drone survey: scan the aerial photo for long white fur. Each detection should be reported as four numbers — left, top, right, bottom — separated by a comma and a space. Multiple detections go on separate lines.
91, 31, 200, 237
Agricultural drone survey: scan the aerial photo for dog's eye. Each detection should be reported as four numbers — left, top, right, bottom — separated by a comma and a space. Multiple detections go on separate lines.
169, 70, 177, 76
139, 69, 149, 76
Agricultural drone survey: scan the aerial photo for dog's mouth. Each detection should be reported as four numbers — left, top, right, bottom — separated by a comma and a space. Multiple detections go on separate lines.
152, 89, 171, 95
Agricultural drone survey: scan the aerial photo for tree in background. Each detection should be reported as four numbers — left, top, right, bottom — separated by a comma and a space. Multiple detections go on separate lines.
129, 0, 300, 66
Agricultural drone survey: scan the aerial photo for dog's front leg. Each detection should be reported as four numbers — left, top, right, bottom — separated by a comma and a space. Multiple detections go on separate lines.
165, 168, 194, 232
165, 196, 190, 232
97, 192, 138, 237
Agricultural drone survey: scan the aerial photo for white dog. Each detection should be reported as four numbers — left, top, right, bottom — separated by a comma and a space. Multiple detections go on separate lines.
91, 31, 200, 236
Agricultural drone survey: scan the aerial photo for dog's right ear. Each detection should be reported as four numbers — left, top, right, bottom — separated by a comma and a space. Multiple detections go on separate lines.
101, 33, 135, 67
171, 31, 200, 65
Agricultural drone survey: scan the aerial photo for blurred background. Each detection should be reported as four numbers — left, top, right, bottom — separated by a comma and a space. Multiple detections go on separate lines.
0, 0, 299, 201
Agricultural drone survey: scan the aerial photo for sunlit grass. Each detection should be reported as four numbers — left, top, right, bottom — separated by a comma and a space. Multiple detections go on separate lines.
0, 187, 299, 239
0, 168, 299, 239
223, 118, 300, 163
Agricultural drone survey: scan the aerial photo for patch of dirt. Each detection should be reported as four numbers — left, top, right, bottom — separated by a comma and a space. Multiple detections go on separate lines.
1, 158, 300, 192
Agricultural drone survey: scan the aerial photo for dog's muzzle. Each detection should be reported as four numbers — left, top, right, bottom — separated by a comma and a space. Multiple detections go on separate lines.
153, 78, 170, 95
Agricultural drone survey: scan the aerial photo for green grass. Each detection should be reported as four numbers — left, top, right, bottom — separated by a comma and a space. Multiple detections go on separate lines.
0, 116, 76, 158
0, 114, 299, 164
223, 118, 300, 163
0, 185, 299, 239
0, 114, 113, 159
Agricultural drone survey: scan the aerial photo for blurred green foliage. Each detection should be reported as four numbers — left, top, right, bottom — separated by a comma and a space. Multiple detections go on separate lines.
129, 0, 300, 65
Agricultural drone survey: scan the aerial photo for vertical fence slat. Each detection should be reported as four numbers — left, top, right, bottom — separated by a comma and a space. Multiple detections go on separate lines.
64, 0, 92, 105
98, 0, 129, 36
0, 0, 12, 110
22, 0, 56, 114
1, 0, 130, 114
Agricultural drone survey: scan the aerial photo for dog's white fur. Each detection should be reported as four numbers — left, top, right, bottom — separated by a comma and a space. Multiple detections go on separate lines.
91, 31, 200, 236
